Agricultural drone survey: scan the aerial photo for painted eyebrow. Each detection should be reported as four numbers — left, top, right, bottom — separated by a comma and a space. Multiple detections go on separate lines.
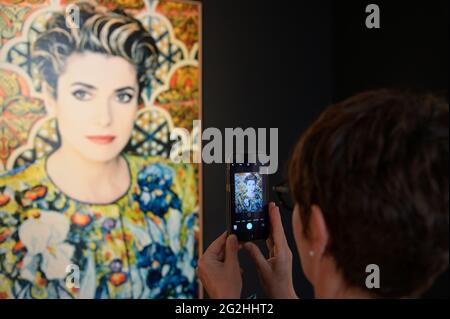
71, 82, 97, 90
115, 86, 136, 93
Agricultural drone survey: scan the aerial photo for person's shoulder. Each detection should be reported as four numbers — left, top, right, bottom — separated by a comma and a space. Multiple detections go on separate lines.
0, 160, 46, 211
0, 160, 45, 187
125, 155, 197, 200
125, 154, 196, 172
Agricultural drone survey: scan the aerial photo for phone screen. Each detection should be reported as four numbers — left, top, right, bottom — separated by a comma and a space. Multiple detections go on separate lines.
227, 157, 269, 241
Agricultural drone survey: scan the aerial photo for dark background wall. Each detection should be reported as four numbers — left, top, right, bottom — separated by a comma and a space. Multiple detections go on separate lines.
201, 0, 449, 298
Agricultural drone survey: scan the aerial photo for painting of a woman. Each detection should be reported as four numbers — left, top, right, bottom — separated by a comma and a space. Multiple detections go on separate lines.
235, 173, 263, 213
0, 3, 198, 299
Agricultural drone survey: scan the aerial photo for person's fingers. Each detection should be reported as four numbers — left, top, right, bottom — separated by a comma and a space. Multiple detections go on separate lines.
204, 231, 227, 259
244, 242, 270, 275
217, 247, 225, 261
266, 235, 274, 255
224, 234, 240, 270
269, 203, 288, 249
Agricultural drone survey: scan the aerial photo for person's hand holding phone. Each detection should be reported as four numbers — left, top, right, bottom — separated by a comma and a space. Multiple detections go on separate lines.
244, 202, 298, 299
197, 232, 242, 298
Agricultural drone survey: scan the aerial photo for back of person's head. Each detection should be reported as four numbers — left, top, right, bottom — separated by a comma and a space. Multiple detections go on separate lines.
289, 89, 449, 297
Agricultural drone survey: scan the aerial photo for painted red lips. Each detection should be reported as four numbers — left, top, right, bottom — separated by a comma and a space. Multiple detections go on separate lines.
86, 135, 116, 144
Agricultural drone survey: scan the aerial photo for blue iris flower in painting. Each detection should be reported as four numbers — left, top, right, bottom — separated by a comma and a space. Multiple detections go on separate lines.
137, 242, 195, 298
134, 163, 182, 217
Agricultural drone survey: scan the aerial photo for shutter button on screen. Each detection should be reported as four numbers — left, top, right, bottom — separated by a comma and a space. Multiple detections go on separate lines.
246, 222, 253, 230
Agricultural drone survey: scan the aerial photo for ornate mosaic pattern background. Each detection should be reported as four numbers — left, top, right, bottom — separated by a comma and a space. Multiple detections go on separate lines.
0, 0, 201, 171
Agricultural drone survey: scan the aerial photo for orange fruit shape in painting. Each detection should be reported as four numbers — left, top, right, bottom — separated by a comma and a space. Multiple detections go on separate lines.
71, 213, 92, 227
110, 272, 127, 286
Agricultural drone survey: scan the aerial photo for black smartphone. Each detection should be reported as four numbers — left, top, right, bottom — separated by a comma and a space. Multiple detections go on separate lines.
226, 153, 269, 242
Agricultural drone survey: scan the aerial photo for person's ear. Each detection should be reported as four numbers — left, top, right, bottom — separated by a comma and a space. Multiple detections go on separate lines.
308, 204, 329, 258
42, 83, 57, 116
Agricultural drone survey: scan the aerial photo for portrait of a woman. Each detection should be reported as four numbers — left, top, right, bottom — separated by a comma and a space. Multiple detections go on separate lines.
0, 3, 198, 299
235, 173, 263, 213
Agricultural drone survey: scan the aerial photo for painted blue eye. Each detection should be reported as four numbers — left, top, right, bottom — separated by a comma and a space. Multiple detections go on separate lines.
72, 89, 92, 101
116, 92, 133, 103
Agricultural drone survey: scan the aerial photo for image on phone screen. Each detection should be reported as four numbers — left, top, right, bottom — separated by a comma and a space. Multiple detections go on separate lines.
227, 159, 269, 242
234, 172, 263, 213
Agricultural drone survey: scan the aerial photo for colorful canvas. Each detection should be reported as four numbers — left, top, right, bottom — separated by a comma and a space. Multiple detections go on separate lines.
0, 0, 201, 299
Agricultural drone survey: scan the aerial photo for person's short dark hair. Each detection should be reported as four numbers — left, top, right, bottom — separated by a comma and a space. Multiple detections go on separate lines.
244, 174, 258, 185
289, 89, 449, 298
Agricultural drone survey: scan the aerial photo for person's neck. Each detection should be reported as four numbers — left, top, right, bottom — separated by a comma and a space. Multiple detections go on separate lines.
46, 145, 130, 204
313, 257, 374, 299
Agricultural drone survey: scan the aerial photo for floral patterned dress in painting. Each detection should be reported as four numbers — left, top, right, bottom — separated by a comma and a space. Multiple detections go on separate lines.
0, 155, 199, 299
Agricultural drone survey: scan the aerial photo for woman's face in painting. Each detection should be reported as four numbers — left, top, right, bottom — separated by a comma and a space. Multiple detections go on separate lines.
48, 52, 139, 162
245, 179, 256, 197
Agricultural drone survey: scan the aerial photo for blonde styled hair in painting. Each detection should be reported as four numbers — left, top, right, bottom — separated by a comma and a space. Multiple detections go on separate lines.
33, 2, 158, 101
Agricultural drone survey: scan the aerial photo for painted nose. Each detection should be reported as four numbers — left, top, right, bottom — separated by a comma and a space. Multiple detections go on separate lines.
96, 103, 112, 127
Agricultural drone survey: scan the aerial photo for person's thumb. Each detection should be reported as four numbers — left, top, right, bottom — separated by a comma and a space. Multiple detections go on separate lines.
244, 242, 270, 275
225, 234, 240, 270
